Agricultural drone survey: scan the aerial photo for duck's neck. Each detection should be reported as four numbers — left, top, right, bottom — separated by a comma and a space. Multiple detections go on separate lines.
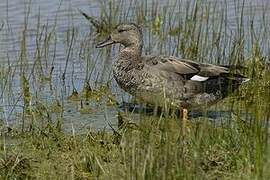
119, 44, 143, 64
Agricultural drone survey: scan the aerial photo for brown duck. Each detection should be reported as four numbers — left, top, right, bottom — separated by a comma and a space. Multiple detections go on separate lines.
96, 23, 249, 125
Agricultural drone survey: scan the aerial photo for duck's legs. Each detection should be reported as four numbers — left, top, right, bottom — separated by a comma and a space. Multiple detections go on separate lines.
181, 108, 188, 135
181, 108, 189, 160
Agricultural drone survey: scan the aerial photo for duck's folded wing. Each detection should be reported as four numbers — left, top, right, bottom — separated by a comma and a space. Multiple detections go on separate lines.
143, 56, 247, 81
143, 56, 200, 79
188, 62, 248, 83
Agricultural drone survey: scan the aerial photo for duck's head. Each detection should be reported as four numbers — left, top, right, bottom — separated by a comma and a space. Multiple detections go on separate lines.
96, 23, 143, 49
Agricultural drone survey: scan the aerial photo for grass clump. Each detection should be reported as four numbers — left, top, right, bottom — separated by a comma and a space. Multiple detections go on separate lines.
0, 152, 33, 179
1, 113, 270, 179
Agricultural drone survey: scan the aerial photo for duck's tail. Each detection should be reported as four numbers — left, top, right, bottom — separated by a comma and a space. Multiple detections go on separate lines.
225, 75, 250, 89
242, 78, 250, 83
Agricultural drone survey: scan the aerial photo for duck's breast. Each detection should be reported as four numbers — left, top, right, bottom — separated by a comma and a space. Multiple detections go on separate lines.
112, 60, 140, 95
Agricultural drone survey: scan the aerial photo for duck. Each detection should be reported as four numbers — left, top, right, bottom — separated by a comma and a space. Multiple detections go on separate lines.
96, 23, 249, 129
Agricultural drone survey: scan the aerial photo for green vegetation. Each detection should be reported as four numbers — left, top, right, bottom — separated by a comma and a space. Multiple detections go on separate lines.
1, 0, 270, 179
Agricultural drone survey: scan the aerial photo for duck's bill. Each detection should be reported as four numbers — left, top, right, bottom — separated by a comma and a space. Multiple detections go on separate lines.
96, 36, 114, 48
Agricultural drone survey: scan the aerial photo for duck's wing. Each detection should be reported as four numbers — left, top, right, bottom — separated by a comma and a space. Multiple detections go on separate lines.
143, 56, 200, 79
143, 56, 247, 81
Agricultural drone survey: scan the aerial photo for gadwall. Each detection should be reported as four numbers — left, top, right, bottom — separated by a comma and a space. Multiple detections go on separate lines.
96, 23, 249, 124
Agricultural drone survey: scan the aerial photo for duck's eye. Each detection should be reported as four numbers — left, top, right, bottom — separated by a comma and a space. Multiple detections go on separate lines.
118, 29, 126, 33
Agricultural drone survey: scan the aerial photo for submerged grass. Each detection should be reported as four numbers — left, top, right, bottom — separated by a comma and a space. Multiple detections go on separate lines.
1, 0, 270, 179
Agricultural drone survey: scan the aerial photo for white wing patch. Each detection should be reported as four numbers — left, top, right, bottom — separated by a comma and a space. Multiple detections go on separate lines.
190, 75, 209, 82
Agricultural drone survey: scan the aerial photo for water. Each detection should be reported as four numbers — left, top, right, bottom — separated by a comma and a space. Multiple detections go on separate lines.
0, 0, 120, 132
0, 0, 269, 132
